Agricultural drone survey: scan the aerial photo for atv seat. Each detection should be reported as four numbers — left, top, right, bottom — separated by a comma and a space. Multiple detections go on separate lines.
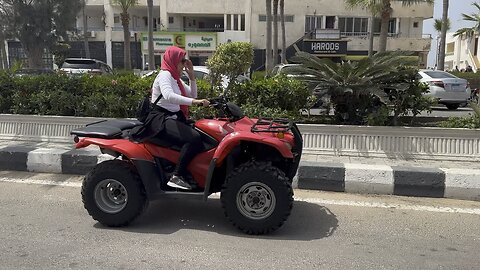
71, 119, 142, 139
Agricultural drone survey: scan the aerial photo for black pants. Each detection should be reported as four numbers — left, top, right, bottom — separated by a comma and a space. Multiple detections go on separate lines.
161, 118, 203, 177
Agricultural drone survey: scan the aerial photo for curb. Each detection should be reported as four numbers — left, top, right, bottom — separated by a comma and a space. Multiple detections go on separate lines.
1, 145, 479, 202
297, 162, 480, 201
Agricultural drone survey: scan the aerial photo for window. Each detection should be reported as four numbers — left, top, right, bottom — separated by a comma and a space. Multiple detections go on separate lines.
373, 18, 397, 34
305, 15, 322, 33
446, 42, 455, 54
338, 17, 368, 36
114, 15, 120, 24
227, 14, 232, 30
169, 17, 174, 24
241, 14, 245, 31
413, 21, 419, 28
325, 16, 335, 29
260, 15, 293, 22
234, 14, 239, 30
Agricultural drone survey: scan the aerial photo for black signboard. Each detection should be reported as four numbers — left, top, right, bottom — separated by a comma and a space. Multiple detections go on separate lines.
303, 40, 348, 55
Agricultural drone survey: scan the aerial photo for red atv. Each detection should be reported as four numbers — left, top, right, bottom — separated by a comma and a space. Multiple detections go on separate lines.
71, 98, 302, 234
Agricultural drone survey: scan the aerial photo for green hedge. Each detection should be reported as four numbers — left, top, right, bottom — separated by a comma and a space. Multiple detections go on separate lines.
0, 71, 312, 120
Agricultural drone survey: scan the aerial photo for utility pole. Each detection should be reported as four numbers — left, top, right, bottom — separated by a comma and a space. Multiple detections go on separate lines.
83, 0, 90, 58
147, 0, 155, 70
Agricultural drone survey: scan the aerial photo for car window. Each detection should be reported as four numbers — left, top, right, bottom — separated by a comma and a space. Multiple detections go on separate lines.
415, 73, 423, 80
62, 59, 99, 69
193, 70, 207, 80
423, 71, 457, 79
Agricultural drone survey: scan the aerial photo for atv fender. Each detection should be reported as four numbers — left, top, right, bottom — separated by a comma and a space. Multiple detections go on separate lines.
75, 138, 154, 162
213, 131, 293, 164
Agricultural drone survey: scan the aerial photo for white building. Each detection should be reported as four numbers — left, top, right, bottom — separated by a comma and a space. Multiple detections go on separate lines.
444, 33, 479, 72
7, 0, 434, 70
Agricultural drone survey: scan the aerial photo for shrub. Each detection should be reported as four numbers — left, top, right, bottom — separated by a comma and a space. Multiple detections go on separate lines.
439, 103, 480, 129
228, 75, 312, 119
206, 42, 254, 91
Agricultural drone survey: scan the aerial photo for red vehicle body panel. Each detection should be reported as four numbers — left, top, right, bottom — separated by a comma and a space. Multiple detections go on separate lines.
75, 138, 154, 161
75, 116, 296, 188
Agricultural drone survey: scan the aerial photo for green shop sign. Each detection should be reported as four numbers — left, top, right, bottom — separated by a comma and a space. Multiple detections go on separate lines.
141, 32, 217, 52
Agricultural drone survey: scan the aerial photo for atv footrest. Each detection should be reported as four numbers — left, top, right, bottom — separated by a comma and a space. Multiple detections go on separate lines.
71, 119, 143, 139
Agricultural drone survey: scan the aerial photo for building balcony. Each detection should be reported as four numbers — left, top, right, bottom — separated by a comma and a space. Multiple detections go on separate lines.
347, 36, 431, 52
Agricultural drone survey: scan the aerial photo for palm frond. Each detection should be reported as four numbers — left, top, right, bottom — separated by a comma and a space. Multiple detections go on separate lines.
454, 28, 476, 38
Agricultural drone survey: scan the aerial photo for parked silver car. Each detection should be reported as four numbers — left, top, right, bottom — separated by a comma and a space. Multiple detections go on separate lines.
60, 58, 113, 75
417, 70, 470, 110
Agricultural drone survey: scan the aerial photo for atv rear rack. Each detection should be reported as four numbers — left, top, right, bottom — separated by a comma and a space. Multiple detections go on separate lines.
251, 118, 293, 133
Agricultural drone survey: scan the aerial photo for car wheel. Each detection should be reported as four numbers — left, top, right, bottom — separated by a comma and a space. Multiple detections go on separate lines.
446, 104, 460, 110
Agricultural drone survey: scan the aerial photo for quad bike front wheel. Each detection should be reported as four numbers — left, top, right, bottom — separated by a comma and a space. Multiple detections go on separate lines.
221, 161, 293, 235
81, 160, 147, 227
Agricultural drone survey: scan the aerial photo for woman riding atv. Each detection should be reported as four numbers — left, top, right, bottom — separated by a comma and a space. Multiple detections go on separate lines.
130, 46, 210, 190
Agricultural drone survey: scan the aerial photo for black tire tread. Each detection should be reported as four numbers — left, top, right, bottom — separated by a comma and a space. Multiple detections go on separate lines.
220, 161, 293, 235
81, 160, 147, 227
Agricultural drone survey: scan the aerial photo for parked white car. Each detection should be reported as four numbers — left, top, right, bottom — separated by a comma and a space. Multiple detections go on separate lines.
417, 70, 470, 110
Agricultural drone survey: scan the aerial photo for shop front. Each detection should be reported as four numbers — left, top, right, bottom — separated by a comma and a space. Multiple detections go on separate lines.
302, 40, 348, 63
141, 32, 217, 69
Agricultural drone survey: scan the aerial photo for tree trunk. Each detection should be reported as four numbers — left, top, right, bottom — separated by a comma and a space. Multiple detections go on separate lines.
121, 11, 131, 70
83, 3, 90, 59
280, 0, 286, 63
272, 0, 279, 66
438, 0, 449, 71
378, 0, 391, 53
368, 14, 375, 57
147, 0, 155, 70
265, 0, 273, 72
0, 35, 7, 69
25, 45, 44, 69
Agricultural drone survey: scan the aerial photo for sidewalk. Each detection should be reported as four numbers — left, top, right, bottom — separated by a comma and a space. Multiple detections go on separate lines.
1, 140, 479, 201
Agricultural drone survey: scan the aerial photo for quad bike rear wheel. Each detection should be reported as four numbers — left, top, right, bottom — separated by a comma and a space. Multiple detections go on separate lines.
221, 161, 293, 235
81, 160, 147, 227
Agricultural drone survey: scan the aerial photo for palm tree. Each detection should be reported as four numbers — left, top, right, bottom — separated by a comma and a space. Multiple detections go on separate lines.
349, 0, 433, 53
147, 0, 154, 70
437, 0, 449, 70
434, 17, 450, 69
345, 0, 382, 57
279, 0, 286, 63
265, 0, 273, 72
454, 2, 480, 38
272, 0, 279, 66
288, 51, 419, 123
112, 0, 138, 70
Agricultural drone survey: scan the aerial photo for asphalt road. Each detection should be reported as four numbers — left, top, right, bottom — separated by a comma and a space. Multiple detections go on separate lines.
1, 172, 479, 270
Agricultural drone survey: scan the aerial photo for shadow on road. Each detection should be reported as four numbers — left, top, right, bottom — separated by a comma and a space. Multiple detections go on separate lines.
94, 198, 338, 241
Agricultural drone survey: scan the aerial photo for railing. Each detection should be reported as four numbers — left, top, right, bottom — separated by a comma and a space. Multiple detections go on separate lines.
1, 115, 479, 162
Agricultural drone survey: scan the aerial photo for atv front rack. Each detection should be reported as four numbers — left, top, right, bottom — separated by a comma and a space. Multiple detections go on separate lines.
251, 118, 293, 133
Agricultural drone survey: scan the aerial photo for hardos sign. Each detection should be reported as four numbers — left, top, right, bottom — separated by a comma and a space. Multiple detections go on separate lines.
303, 40, 347, 55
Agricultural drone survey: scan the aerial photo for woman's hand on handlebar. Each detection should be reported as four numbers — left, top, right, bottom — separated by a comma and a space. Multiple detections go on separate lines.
193, 99, 210, 107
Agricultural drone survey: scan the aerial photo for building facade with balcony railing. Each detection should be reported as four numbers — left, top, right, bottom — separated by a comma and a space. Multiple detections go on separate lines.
5, 0, 434, 70
444, 33, 480, 72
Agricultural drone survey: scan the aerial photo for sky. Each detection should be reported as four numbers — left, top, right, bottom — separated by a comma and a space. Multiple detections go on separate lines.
423, 0, 476, 67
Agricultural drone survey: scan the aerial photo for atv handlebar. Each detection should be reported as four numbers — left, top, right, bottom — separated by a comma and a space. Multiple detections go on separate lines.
208, 96, 244, 121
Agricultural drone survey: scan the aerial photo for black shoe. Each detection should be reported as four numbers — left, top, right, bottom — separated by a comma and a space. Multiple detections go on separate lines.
167, 175, 192, 190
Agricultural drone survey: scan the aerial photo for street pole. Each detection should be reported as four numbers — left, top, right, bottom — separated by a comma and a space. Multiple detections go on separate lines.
147, 0, 155, 70
83, 0, 90, 58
